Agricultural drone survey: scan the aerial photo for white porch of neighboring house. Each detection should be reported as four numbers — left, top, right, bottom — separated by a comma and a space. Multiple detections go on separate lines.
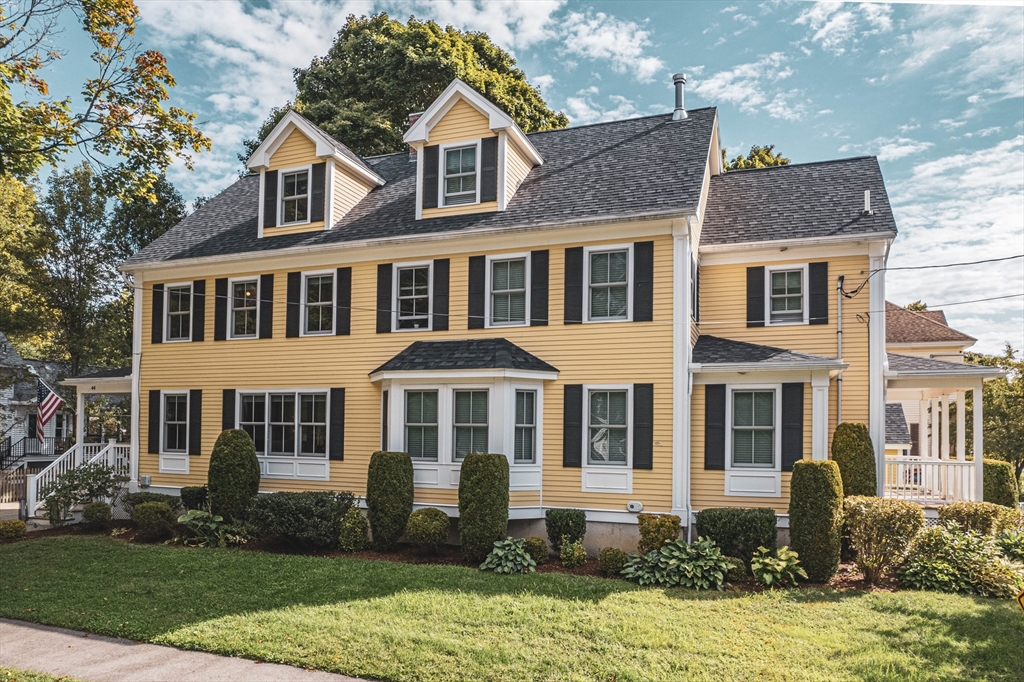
883, 353, 1004, 505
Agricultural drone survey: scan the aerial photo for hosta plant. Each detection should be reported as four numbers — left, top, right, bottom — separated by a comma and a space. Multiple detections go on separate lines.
622, 537, 732, 590
898, 523, 1024, 599
750, 546, 807, 588
996, 530, 1024, 563
480, 537, 536, 574
177, 509, 248, 548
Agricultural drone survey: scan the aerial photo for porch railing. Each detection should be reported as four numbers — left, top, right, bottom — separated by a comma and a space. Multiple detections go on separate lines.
26, 440, 128, 518
0, 436, 73, 470
883, 457, 977, 504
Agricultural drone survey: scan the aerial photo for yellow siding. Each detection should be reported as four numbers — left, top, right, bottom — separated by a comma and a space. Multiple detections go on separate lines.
423, 201, 498, 219
886, 345, 967, 362
505, 139, 532, 202
331, 163, 373, 225
429, 99, 495, 145
269, 129, 317, 170
265, 221, 325, 236
139, 235, 676, 513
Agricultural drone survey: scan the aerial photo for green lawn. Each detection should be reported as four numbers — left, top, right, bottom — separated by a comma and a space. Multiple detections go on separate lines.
1, 668, 82, 682
1, 537, 1021, 682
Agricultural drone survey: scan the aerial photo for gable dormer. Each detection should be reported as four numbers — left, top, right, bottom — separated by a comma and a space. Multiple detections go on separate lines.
404, 80, 543, 220
247, 111, 385, 236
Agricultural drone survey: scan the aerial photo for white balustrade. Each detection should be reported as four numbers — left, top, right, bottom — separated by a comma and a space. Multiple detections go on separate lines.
27, 439, 131, 517
883, 457, 977, 504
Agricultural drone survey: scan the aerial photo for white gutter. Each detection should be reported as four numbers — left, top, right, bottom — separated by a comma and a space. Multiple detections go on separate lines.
691, 361, 848, 373
698, 231, 896, 253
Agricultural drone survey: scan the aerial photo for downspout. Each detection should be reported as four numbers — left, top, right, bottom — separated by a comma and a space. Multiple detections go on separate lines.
836, 275, 844, 423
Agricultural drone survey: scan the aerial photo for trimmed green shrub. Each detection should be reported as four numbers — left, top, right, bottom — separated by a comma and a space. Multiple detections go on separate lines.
560, 536, 587, 568
82, 501, 112, 529
180, 486, 208, 511
132, 501, 176, 539
250, 491, 355, 549
831, 422, 876, 497
599, 547, 629, 576
637, 513, 681, 555
899, 523, 1024, 598
545, 508, 586, 551
789, 459, 844, 582
207, 429, 260, 522
694, 507, 777, 568
983, 459, 1018, 508
524, 536, 549, 564
122, 491, 180, 516
480, 537, 536, 574
458, 453, 509, 562
996, 530, 1024, 562
366, 451, 414, 550
723, 556, 747, 583
176, 509, 247, 547
844, 496, 924, 584
622, 537, 732, 590
0, 519, 27, 539
996, 508, 1024, 534
938, 501, 1007, 535
405, 507, 450, 552
751, 546, 807, 587
338, 507, 370, 552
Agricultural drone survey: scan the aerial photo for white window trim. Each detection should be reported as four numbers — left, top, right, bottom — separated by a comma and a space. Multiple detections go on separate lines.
227, 276, 260, 340
278, 164, 313, 226
163, 282, 192, 343
235, 388, 331, 481
690, 254, 699, 322
724, 383, 783, 498
392, 260, 433, 332
765, 263, 809, 327
159, 390, 189, 474
581, 383, 633, 494
583, 243, 633, 324
299, 269, 336, 337
484, 252, 531, 328
438, 140, 481, 208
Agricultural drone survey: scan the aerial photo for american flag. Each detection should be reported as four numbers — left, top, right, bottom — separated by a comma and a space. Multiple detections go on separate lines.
36, 379, 64, 444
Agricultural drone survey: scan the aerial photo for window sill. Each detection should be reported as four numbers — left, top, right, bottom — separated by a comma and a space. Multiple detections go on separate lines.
581, 467, 632, 494
724, 470, 781, 497
583, 317, 632, 325
163, 337, 191, 344
299, 330, 334, 337
765, 320, 808, 327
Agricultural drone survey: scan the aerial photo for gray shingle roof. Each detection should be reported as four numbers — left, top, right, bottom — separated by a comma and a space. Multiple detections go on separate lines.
692, 335, 840, 365
887, 353, 1000, 375
123, 110, 717, 267
701, 156, 897, 245
886, 403, 911, 445
71, 367, 132, 379
372, 338, 557, 374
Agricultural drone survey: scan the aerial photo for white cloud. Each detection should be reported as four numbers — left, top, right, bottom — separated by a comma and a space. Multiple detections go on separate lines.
690, 53, 803, 117
532, 74, 555, 94
817, 108, 833, 115
399, 0, 564, 50
839, 136, 934, 161
561, 11, 665, 83
794, 1, 893, 55
965, 126, 1001, 138
764, 92, 810, 121
564, 90, 641, 125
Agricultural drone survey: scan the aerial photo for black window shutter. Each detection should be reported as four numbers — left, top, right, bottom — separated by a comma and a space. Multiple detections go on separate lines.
376, 264, 392, 333
329, 388, 345, 460
433, 259, 449, 331
480, 137, 498, 203
746, 266, 765, 327
151, 284, 164, 344
809, 262, 829, 325
468, 255, 486, 329
422, 145, 439, 209
148, 390, 161, 454
286, 271, 301, 338
191, 280, 205, 342
222, 389, 236, 432
704, 384, 726, 470
633, 384, 654, 470
564, 247, 584, 324
781, 383, 804, 471
188, 389, 202, 456
259, 274, 274, 339
633, 241, 654, 322
530, 250, 549, 326
263, 170, 278, 229
563, 384, 583, 467
214, 278, 227, 341
310, 162, 326, 223
336, 267, 351, 336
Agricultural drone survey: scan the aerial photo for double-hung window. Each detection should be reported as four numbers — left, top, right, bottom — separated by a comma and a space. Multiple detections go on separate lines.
491, 258, 527, 325
732, 390, 775, 468
444, 145, 477, 206
163, 394, 188, 453
588, 249, 629, 321
269, 394, 296, 456
281, 169, 309, 224
166, 285, 191, 341
453, 390, 488, 460
237, 391, 328, 458
514, 390, 536, 463
396, 265, 430, 330
299, 394, 327, 456
304, 273, 334, 334
240, 394, 266, 455
588, 390, 628, 465
769, 269, 803, 324
231, 279, 258, 338
405, 390, 439, 461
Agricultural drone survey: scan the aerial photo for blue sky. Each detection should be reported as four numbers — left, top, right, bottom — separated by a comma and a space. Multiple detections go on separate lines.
48, 1, 1024, 353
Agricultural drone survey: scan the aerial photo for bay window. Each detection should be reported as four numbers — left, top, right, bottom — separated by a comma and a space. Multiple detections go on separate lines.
453, 390, 488, 460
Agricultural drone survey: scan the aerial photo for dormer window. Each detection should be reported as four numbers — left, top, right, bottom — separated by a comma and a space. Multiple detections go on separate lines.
444, 145, 477, 206
281, 168, 309, 224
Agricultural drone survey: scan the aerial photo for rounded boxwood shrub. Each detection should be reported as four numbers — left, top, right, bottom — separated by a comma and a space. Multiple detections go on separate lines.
937, 501, 1007, 535
637, 513, 681, 555
122, 491, 180, 516
179, 486, 208, 511
82, 501, 112, 529
132, 501, 176, 539
560, 536, 587, 568
723, 556, 747, 583
0, 519, 27, 539
524, 536, 549, 564
844, 496, 924, 584
831, 422, 876, 497
789, 459, 844, 582
598, 547, 629, 576
983, 459, 1018, 508
458, 453, 509, 562
405, 507, 450, 552
250, 491, 355, 549
694, 507, 777, 568
366, 451, 414, 550
545, 508, 586, 551
207, 429, 260, 522
338, 507, 370, 552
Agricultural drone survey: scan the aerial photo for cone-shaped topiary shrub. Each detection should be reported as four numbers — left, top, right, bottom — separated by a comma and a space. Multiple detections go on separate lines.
366, 451, 414, 550
789, 459, 844, 582
983, 459, 1019, 508
831, 422, 876, 497
207, 429, 260, 522
458, 453, 509, 562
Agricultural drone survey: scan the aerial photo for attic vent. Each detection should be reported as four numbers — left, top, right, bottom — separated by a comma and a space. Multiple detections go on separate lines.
863, 190, 872, 215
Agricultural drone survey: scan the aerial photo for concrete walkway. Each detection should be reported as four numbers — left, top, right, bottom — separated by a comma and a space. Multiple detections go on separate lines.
0, 619, 369, 682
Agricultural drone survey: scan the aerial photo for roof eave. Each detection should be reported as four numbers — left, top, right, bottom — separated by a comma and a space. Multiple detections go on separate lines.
369, 368, 558, 382
691, 361, 848, 373
699, 231, 896, 253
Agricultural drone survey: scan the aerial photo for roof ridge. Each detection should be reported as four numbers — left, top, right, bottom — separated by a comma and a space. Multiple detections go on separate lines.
526, 108, 716, 136
716, 155, 879, 175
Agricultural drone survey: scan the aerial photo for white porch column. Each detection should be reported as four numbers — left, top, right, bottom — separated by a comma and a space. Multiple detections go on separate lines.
940, 395, 950, 460
811, 372, 830, 460
76, 390, 85, 445
973, 383, 984, 500
956, 391, 966, 461
868, 243, 887, 496
930, 398, 940, 459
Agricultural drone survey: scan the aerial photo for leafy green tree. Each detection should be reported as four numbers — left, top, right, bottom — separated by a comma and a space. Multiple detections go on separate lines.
721, 144, 790, 171
239, 13, 568, 166
906, 301, 928, 312
0, 176, 50, 345
952, 345, 1024, 479
104, 174, 186, 262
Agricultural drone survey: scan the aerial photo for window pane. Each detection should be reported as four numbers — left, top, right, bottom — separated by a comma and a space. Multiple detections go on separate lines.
454, 391, 471, 423
516, 391, 534, 425
590, 252, 609, 284
734, 392, 753, 427
591, 287, 609, 318
446, 150, 461, 174
607, 285, 627, 318
787, 271, 801, 293
733, 430, 753, 464
786, 295, 802, 312
508, 292, 526, 322
608, 392, 627, 426
472, 391, 487, 423
461, 147, 476, 172
771, 272, 787, 295
608, 251, 628, 283
507, 259, 525, 288
754, 392, 774, 426
421, 391, 437, 422
493, 260, 509, 291
754, 430, 774, 465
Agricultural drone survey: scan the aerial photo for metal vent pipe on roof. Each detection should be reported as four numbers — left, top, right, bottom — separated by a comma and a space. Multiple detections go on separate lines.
672, 73, 688, 121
